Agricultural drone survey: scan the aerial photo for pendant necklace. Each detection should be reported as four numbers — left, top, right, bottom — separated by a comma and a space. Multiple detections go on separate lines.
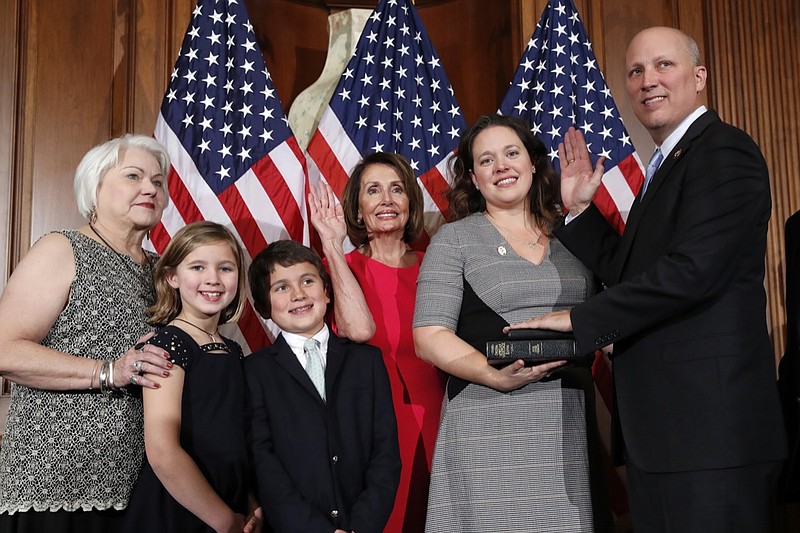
485, 212, 543, 249
173, 317, 229, 354
89, 224, 153, 301
173, 317, 219, 343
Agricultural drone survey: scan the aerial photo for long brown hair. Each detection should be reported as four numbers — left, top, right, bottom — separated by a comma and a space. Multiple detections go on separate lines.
447, 114, 562, 232
148, 221, 247, 326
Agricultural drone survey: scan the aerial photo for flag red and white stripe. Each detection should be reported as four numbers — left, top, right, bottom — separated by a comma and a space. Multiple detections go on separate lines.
150, 0, 308, 352
499, 0, 644, 232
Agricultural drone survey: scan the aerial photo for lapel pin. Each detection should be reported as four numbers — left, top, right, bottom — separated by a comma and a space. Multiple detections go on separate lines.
673, 148, 682, 159
497, 245, 507, 256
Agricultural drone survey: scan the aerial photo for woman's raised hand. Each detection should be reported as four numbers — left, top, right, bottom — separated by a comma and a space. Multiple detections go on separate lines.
557, 127, 606, 216
308, 181, 347, 247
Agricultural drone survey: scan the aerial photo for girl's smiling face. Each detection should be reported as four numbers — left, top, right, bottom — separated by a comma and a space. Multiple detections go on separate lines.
166, 241, 239, 320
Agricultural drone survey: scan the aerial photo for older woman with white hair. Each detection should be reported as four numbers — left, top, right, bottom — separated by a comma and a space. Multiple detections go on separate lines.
0, 134, 175, 532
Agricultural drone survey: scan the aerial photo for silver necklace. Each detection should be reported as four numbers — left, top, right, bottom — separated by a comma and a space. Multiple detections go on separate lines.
485, 213, 543, 248
173, 317, 219, 342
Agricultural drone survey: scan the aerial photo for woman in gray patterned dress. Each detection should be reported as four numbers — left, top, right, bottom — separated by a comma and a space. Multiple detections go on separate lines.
413, 114, 613, 532
0, 135, 175, 532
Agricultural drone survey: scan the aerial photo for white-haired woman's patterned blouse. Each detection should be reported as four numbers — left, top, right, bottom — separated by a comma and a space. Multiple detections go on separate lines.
0, 230, 156, 513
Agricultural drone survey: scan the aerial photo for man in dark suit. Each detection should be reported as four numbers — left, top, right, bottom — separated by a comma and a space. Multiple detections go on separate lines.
517, 27, 786, 531
246, 240, 400, 533
778, 210, 800, 501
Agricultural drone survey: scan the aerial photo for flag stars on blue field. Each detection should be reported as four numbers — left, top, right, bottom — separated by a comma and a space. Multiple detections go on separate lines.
161, 0, 293, 193
328, 0, 464, 174
306, 0, 465, 240
499, 0, 635, 174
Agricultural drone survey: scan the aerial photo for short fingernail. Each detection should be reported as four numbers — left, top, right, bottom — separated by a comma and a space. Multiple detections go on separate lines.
166, 362, 173, 368
154, 383, 161, 389
163, 370, 170, 377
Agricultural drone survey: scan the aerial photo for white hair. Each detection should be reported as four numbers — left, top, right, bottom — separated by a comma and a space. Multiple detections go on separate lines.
73, 134, 171, 219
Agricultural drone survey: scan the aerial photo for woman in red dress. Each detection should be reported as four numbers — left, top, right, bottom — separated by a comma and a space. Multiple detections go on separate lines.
310, 152, 446, 533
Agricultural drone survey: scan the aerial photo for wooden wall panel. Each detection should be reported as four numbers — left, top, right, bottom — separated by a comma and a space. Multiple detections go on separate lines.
247, 0, 332, 113
4, 0, 189, 262
704, 0, 800, 361
127, 0, 184, 134
23, 1, 118, 246
0, 0, 19, 282
600, 0, 664, 159
418, 0, 517, 124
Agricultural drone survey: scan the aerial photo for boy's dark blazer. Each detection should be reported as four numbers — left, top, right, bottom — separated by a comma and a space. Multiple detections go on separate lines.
245, 331, 400, 533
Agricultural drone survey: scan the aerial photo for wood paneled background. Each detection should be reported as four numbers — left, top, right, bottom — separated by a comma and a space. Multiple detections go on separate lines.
703, 0, 800, 361
1, 0, 799, 527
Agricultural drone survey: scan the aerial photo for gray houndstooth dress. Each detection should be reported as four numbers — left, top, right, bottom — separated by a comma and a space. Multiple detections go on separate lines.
414, 213, 611, 533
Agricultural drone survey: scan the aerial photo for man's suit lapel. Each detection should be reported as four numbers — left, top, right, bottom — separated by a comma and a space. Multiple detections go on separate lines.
616, 110, 720, 268
273, 335, 326, 405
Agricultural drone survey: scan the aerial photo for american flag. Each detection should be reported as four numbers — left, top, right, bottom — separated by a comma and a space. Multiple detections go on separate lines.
499, 0, 644, 233
306, 0, 466, 244
150, 0, 308, 352
499, 0, 638, 518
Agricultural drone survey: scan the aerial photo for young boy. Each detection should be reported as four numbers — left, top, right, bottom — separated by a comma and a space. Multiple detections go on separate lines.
246, 240, 400, 533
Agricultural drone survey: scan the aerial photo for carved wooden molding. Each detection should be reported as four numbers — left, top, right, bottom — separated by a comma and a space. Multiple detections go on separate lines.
285, 0, 451, 8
